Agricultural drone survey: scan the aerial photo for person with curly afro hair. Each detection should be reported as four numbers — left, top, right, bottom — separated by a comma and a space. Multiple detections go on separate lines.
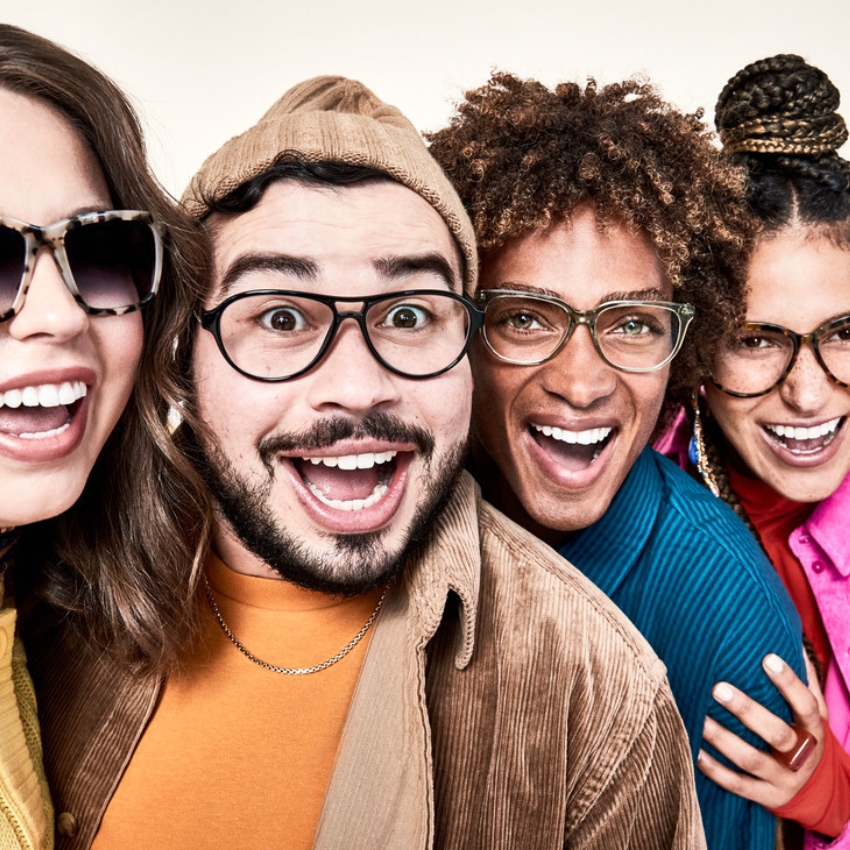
429, 71, 806, 850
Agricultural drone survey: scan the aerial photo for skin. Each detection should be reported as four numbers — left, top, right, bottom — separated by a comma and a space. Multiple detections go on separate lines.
470, 204, 673, 545
703, 227, 850, 809
699, 653, 826, 810
193, 179, 472, 589
0, 88, 143, 528
706, 227, 850, 502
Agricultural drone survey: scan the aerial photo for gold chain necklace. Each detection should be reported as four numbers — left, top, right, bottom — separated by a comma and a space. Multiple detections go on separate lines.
202, 573, 388, 675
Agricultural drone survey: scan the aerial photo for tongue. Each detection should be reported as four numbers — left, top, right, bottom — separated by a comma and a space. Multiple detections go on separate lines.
780, 433, 832, 453
0, 406, 69, 436
300, 462, 382, 502
533, 431, 601, 472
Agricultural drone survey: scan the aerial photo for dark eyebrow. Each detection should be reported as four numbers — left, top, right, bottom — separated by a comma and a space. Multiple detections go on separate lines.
218, 254, 319, 297
374, 253, 460, 292
494, 283, 670, 303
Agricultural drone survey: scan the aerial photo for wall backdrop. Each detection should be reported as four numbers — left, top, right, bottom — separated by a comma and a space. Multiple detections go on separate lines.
3, 0, 849, 197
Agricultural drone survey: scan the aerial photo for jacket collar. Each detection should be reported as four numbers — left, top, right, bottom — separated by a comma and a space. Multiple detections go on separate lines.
806, 470, 850, 577
557, 447, 662, 597
313, 472, 483, 850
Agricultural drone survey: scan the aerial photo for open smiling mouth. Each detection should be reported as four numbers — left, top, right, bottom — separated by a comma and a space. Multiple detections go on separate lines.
292, 450, 403, 512
763, 416, 844, 455
0, 382, 87, 440
530, 423, 615, 471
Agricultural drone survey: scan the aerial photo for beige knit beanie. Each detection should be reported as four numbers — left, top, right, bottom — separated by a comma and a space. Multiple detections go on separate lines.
182, 75, 477, 294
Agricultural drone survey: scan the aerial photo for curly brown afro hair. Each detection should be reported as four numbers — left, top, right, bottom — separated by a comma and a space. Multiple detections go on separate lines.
427, 71, 755, 409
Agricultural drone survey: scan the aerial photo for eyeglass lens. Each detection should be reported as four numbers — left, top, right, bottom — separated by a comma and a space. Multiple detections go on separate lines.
215, 292, 474, 380
0, 217, 158, 315
482, 295, 683, 370
712, 319, 850, 394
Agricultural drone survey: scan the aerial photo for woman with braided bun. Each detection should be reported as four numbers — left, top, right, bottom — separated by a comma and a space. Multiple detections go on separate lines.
659, 54, 850, 847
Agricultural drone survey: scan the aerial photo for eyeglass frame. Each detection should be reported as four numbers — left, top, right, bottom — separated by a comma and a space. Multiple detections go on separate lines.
474, 289, 696, 373
195, 288, 486, 382
0, 210, 164, 323
709, 314, 850, 398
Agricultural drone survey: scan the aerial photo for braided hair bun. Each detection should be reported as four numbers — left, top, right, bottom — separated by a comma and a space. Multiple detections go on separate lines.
715, 54, 850, 223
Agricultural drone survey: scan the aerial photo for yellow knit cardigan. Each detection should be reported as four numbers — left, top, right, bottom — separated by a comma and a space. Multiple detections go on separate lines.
0, 584, 53, 849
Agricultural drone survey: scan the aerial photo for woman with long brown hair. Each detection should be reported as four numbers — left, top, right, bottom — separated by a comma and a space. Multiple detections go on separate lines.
0, 24, 207, 848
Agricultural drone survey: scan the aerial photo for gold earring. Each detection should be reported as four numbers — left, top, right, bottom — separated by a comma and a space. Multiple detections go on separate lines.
691, 389, 720, 497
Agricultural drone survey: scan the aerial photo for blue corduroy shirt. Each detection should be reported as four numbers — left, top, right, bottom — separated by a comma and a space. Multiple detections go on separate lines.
558, 447, 804, 850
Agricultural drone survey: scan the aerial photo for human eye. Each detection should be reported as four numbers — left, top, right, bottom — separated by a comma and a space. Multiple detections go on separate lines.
488, 303, 553, 334
256, 304, 309, 333
602, 306, 667, 341
382, 302, 430, 330
822, 320, 850, 346
731, 331, 777, 351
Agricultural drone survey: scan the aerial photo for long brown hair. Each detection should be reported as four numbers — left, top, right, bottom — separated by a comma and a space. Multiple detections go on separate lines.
3, 24, 213, 675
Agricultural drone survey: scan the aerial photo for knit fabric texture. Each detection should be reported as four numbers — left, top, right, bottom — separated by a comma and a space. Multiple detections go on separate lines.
181, 76, 477, 295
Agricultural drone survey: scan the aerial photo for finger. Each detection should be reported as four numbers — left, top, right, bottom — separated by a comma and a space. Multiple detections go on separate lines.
703, 715, 781, 784
761, 654, 822, 734
697, 748, 785, 809
802, 652, 829, 721
712, 681, 804, 754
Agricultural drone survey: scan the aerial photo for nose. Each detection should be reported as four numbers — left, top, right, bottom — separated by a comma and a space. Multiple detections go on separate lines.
6, 247, 88, 342
538, 323, 618, 408
779, 344, 834, 413
305, 317, 402, 414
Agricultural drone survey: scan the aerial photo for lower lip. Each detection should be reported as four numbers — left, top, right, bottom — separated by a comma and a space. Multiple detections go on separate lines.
760, 419, 846, 469
0, 395, 90, 464
285, 453, 413, 534
524, 426, 616, 490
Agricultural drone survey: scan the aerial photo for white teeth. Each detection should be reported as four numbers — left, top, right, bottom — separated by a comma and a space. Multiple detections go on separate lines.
18, 423, 71, 440
532, 424, 613, 445
766, 418, 841, 441
305, 450, 397, 470
0, 381, 86, 410
305, 480, 389, 511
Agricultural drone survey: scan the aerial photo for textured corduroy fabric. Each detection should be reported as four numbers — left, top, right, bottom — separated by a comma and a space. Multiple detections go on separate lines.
559, 448, 804, 850
181, 76, 478, 295
29, 473, 704, 849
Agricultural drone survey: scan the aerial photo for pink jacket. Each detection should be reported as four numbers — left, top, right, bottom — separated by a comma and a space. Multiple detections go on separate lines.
791, 472, 850, 849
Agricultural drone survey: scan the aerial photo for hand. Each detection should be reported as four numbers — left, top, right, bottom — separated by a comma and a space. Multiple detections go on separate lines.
698, 653, 825, 809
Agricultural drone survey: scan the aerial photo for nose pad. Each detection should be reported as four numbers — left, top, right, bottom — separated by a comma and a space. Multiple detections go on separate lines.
6, 246, 88, 341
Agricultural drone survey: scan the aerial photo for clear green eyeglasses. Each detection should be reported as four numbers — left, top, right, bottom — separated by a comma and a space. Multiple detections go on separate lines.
475, 289, 695, 373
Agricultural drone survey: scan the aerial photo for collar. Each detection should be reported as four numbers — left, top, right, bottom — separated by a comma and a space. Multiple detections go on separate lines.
399, 470, 481, 669
805, 470, 850, 577
557, 447, 662, 597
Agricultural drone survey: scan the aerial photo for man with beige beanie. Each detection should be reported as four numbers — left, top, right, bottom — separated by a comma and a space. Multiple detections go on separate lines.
32, 76, 704, 849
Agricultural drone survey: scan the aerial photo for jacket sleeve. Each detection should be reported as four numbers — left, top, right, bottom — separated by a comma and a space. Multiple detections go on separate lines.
565, 670, 707, 850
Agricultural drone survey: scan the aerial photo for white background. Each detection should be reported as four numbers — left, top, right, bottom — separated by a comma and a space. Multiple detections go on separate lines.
3, 0, 848, 197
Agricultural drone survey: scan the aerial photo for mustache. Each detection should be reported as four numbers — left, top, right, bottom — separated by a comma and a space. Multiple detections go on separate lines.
258, 412, 435, 465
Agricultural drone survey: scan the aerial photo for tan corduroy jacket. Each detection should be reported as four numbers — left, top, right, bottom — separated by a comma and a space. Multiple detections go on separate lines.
29, 474, 705, 849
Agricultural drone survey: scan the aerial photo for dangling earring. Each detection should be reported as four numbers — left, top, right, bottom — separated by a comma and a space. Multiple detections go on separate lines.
690, 388, 720, 497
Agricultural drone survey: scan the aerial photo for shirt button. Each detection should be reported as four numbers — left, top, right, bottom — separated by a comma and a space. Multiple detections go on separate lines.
812, 561, 824, 573
57, 812, 78, 837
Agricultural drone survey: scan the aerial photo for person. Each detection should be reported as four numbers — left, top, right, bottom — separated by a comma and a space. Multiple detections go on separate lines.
428, 71, 807, 849
27, 76, 704, 850
658, 54, 850, 848
0, 24, 204, 850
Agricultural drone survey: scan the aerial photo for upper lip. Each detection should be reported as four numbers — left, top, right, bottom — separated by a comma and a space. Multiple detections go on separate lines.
0, 367, 96, 394
527, 414, 620, 433
280, 439, 417, 459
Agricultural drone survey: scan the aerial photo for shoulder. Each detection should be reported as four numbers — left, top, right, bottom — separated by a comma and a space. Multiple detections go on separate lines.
477, 498, 669, 690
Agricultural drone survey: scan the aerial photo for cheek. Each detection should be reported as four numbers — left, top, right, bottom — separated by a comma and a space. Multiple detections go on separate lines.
426, 366, 473, 447
705, 387, 760, 457
99, 314, 143, 408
